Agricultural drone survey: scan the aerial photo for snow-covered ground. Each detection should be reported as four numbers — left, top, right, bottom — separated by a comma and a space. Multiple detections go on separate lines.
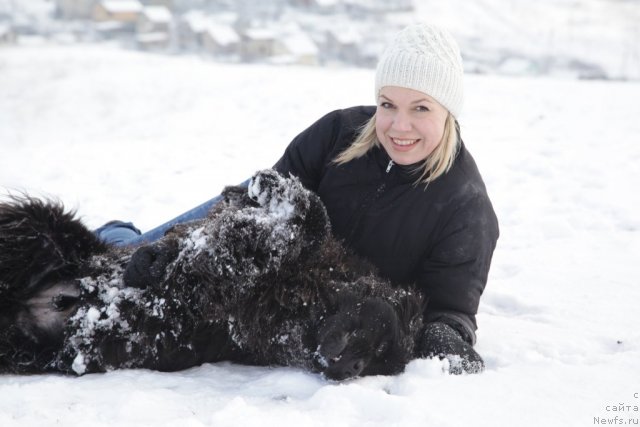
1, 44, 639, 427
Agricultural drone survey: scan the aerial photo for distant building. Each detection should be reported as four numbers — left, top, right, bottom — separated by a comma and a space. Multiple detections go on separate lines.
235, 0, 286, 24
325, 27, 361, 63
357, 39, 385, 67
274, 29, 319, 65
90, 0, 143, 41
202, 23, 239, 57
144, 0, 174, 9
240, 27, 277, 61
343, 0, 413, 16
0, 23, 16, 44
55, 0, 95, 20
136, 31, 170, 50
176, 10, 208, 51
137, 5, 172, 34
9, 16, 39, 37
239, 25, 319, 65
93, 0, 143, 24
288, 0, 340, 14
136, 5, 172, 50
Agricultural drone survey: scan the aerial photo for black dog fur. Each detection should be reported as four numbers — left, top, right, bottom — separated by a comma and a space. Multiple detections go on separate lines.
0, 170, 424, 380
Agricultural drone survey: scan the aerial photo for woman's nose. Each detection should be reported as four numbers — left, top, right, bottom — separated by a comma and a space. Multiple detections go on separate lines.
391, 112, 412, 132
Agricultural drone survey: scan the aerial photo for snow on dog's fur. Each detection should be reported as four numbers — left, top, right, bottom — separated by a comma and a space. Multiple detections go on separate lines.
0, 170, 424, 380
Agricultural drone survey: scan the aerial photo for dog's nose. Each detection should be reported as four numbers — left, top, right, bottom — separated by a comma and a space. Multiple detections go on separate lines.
325, 357, 365, 380
349, 359, 364, 376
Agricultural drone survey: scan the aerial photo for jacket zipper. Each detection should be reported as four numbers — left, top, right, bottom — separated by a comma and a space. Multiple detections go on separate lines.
345, 159, 394, 245
385, 160, 394, 173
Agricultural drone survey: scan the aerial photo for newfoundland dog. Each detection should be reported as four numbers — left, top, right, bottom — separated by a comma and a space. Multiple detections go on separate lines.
0, 170, 424, 380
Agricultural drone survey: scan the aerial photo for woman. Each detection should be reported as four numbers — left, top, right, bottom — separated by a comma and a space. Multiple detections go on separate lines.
100, 23, 499, 374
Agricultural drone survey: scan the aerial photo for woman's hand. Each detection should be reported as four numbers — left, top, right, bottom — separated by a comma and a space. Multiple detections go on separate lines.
417, 322, 485, 374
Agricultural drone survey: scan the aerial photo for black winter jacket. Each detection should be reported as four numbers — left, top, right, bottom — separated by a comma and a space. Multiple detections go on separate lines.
273, 106, 499, 344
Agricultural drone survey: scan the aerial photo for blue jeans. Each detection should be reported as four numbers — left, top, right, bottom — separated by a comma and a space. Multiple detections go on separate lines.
95, 180, 249, 246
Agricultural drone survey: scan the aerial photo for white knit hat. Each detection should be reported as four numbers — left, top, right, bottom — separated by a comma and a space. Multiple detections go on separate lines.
375, 23, 464, 118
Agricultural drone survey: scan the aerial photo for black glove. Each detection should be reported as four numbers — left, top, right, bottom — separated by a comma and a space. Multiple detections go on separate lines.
417, 322, 485, 375
123, 242, 177, 289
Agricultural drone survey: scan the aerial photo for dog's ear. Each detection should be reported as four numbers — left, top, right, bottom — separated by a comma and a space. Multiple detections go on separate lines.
0, 195, 106, 296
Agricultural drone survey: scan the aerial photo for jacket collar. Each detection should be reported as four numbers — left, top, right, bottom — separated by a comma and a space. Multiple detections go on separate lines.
372, 144, 425, 183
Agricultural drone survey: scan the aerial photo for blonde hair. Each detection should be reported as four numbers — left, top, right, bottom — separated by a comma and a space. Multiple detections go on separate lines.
332, 113, 460, 185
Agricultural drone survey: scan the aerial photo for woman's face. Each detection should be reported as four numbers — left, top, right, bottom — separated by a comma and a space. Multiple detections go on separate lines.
375, 86, 449, 166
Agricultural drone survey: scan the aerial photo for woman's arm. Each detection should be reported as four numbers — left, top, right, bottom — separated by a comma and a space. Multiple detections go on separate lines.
415, 192, 498, 373
420, 192, 499, 345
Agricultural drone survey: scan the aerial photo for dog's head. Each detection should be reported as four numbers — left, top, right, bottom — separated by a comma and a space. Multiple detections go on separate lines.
315, 293, 424, 381
0, 196, 105, 372
0, 277, 82, 373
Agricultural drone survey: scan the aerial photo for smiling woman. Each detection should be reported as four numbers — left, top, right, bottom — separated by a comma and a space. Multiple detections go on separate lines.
274, 23, 498, 374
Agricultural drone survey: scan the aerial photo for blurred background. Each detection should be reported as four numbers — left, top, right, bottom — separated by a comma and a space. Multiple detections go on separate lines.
1, 0, 639, 81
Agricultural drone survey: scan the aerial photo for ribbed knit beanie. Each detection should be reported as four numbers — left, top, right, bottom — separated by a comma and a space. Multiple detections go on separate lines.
375, 23, 464, 118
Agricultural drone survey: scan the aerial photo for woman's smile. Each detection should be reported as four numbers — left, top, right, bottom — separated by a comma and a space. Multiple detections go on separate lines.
391, 137, 419, 147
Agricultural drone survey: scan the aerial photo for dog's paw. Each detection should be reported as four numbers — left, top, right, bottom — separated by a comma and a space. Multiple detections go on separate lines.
248, 170, 285, 204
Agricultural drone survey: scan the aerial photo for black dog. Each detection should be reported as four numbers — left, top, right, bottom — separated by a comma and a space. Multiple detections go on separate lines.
0, 170, 424, 380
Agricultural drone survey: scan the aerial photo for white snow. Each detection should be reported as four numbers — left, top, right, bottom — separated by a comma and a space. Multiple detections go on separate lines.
0, 44, 639, 426
86, 307, 101, 326
71, 353, 87, 375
